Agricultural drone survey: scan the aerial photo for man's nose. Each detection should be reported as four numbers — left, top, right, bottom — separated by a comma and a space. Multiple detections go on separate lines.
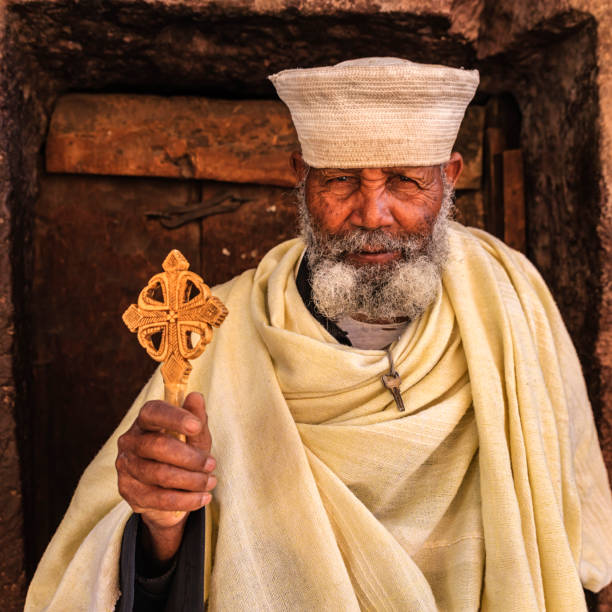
349, 188, 394, 230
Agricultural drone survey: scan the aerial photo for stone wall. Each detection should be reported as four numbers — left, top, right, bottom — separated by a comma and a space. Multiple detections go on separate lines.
1, 1, 611, 610
0, 1, 30, 607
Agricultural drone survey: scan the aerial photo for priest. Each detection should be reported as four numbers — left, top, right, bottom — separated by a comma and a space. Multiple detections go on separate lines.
26, 58, 612, 611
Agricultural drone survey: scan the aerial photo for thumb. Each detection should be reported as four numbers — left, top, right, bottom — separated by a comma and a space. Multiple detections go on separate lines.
182, 391, 211, 453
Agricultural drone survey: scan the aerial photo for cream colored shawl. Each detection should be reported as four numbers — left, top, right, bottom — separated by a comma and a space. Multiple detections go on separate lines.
26, 223, 612, 611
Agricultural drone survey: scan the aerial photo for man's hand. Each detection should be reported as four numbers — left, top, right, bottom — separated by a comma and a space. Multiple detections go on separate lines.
116, 391, 216, 567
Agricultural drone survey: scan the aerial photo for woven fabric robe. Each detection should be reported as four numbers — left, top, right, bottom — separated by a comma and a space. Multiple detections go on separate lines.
26, 223, 612, 611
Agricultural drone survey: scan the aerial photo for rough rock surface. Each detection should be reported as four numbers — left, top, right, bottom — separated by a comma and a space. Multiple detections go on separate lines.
0, 2, 29, 609
1, 0, 612, 609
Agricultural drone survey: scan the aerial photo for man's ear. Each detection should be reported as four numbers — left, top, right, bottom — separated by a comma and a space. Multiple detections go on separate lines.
443, 151, 463, 188
290, 151, 308, 185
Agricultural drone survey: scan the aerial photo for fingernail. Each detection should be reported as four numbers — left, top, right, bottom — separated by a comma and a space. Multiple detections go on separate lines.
204, 457, 216, 471
185, 417, 200, 433
201, 493, 212, 505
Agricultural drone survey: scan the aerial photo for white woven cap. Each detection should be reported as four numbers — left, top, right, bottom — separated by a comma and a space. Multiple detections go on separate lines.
269, 57, 479, 168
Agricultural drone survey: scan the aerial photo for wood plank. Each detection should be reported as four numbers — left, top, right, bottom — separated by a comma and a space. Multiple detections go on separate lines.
485, 127, 506, 238
198, 183, 298, 287
455, 190, 485, 229
46, 94, 300, 187
502, 149, 526, 252
46, 94, 484, 188
454, 105, 485, 190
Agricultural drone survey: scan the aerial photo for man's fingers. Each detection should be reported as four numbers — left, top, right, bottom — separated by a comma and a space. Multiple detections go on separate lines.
136, 400, 202, 437
121, 453, 214, 492
116, 395, 218, 518
182, 392, 212, 452
129, 432, 208, 471
119, 472, 212, 513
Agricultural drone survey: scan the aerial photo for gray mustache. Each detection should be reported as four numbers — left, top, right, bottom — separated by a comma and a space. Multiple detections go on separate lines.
314, 228, 425, 257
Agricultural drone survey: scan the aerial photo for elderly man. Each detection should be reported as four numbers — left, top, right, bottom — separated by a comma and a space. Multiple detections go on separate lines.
26, 58, 612, 611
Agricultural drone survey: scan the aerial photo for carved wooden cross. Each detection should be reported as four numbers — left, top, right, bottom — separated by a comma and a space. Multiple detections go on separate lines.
122, 249, 228, 438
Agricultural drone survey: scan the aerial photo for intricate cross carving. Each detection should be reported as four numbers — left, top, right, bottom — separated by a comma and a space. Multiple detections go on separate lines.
122, 249, 228, 406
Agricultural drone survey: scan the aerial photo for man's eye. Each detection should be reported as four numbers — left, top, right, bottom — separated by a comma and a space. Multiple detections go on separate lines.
326, 175, 358, 194
391, 175, 422, 190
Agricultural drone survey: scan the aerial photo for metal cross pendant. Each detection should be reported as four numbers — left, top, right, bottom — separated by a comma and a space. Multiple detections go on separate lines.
382, 348, 406, 412
122, 249, 228, 408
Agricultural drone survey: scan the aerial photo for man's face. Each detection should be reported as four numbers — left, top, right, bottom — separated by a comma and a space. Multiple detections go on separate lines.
304, 165, 446, 265
295, 154, 462, 322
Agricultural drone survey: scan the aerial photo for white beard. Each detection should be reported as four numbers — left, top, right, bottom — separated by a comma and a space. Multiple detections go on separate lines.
298, 179, 454, 322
